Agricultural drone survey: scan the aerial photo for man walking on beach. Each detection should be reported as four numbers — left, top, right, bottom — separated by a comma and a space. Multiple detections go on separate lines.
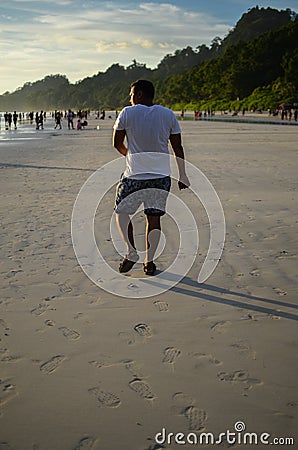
113, 79, 189, 276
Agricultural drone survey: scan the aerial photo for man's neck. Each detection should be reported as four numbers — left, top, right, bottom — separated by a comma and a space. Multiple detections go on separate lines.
138, 99, 154, 107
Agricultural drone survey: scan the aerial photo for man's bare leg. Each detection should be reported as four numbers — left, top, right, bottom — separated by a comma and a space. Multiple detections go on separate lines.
115, 213, 138, 258
115, 213, 139, 273
144, 215, 161, 275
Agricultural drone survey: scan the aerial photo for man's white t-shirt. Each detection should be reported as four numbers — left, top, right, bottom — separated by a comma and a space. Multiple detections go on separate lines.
113, 104, 181, 179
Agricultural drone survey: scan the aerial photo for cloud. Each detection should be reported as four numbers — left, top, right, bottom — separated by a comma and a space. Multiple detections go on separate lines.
0, 1, 231, 92
95, 41, 130, 53
139, 2, 179, 13
133, 38, 154, 49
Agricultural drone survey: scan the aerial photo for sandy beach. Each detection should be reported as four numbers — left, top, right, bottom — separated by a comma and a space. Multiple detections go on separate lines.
0, 116, 297, 449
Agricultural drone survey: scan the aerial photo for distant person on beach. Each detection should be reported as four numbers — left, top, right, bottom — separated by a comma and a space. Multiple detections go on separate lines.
67, 109, 75, 129
13, 111, 18, 129
35, 111, 44, 130
7, 112, 12, 129
39, 111, 44, 129
77, 118, 87, 129
4, 112, 9, 129
113, 79, 190, 276
35, 112, 39, 129
54, 110, 62, 129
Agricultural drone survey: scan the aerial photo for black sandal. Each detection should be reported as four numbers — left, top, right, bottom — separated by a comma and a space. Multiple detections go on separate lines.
119, 252, 139, 273
143, 261, 156, 276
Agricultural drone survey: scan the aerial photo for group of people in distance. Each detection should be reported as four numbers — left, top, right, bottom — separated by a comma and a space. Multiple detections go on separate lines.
54, 109, 88, 130
3, 111, 21, 130
1, 109, 90, 131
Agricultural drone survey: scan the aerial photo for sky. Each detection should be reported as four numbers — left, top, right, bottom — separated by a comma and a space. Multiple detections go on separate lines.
1, 0, 297, 94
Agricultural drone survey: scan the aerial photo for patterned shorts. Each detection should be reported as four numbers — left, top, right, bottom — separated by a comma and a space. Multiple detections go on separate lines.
114, 175, 171, 216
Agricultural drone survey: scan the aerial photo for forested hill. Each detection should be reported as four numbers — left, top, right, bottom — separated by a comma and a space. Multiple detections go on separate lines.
0, 6, 297, 111
155, 17, 298, 111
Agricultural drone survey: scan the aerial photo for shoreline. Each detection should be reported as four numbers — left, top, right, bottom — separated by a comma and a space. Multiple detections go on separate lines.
1, 109, 298, 138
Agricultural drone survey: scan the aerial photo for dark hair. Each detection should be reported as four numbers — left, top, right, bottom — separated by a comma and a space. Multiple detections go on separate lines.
131, 79, 155, 99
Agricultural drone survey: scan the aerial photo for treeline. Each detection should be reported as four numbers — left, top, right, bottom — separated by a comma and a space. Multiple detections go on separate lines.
0, 7, 297, 111
156, 17, 298, 111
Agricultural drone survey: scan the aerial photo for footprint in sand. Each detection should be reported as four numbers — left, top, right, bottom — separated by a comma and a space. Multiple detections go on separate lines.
44, 319, 55, 327
5, 269, 24, 279
210, 321, 231, 334
0, 379, 17, 407
162, 347, 181, 364
89, 358, 122, 370
273, 287, 287, 296
89, 360, 110, 369
286, 401, 298, 408
236, 272, 245, 278
31, 302, 52, 316
249, 269, 260, 277
184, 405, 208, 431
171, 392, 208, 430
0, 351, 22, 363
217, 370, 262, 390
89, 297, 100, 305
191, 352, 222, 367
58, 326, 80, 340
264, 233, 278, 241
218, 370, 248, 382
134, 323, 152, 338
0, 319, 10, 336
230, 342, 257, 360
129, 379, 156, 400
48, 268, 60, 276
73, 437, 97, 450
88, 387, 121, 408
40, 355, 65, 374
248, 232, 257, 238
59, 282, 72, 293
154, 300, 169, 312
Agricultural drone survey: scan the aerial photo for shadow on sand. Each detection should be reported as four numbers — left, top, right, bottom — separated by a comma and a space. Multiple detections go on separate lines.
144, 272, 298, 321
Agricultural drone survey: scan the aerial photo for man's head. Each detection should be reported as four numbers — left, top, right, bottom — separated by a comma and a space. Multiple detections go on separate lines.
130, 80, 155, 106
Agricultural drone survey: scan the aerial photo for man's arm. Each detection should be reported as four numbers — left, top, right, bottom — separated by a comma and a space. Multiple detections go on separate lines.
113, 129, 127, 156
169, 133, 190, 190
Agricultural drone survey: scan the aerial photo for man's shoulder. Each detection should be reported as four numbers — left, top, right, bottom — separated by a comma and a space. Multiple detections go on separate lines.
119, 106, 132, 114
153, 105, 177, 117
153, 104, 172, 112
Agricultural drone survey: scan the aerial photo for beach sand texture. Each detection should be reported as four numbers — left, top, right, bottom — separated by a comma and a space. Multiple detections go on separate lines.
0, 118, 297, 449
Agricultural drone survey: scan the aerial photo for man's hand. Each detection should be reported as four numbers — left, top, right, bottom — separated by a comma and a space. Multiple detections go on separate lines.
178, 174, 190, 190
